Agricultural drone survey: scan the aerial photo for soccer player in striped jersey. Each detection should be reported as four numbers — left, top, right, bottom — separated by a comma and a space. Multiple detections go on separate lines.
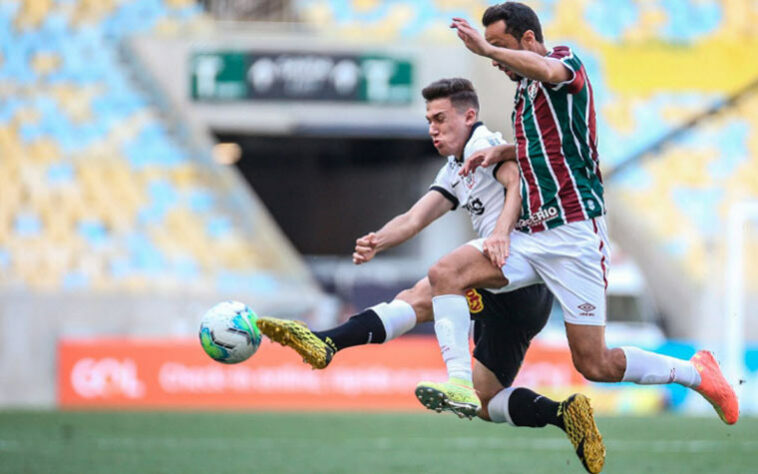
257, 78, 605, 472
420, 2, 738, 427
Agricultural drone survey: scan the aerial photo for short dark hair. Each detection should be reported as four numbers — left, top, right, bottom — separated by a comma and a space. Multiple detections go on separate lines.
482, 2, 543, 44
421, 78, 479, 112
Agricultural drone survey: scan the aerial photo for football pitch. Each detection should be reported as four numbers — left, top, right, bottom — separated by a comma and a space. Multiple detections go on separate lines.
1, 411, 756, 473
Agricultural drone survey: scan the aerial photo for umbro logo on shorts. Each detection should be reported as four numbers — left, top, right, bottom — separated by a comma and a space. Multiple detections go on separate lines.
578, 303, 596, 316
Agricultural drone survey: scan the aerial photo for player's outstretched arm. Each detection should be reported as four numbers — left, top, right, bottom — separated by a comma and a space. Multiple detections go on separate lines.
482, 161, 522, 267
459, 143, 516, 176
450, 18, 570, 85
353, 191, 452, 264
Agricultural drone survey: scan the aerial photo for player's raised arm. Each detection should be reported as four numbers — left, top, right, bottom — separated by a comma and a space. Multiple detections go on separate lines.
352, 191, 453, 265
481, 161, 522, 268
459, 143, 516, 176
450, 17, 570, 85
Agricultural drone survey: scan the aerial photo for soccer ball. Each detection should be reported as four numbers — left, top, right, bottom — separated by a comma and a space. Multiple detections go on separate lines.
198, 301, 262, 364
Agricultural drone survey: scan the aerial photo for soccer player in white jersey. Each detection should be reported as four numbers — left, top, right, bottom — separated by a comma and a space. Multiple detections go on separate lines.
415, 2, 738, 431
257, 78, 605, 472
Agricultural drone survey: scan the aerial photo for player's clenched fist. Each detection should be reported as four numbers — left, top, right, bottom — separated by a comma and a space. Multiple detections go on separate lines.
353, 232, 379, 265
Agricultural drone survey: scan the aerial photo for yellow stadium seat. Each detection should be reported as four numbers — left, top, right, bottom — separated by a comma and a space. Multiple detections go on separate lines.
14, 0, 53, 30
30, 52, 61, 76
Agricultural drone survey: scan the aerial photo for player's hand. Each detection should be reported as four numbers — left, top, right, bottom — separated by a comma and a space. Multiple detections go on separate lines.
450, 17, 492, 57
353, 232, 379, 265
459, 146, 500, 176
482, 232, 509, 268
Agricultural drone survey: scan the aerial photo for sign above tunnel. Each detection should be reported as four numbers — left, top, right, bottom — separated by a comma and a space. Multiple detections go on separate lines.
190, 51, 414, 104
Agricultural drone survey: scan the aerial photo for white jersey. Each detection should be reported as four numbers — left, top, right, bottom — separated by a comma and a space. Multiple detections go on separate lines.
429, 122, 508, 238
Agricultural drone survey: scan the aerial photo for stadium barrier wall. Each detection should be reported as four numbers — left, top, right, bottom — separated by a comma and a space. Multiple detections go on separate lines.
0, 290, 322, 407
58, 335, 691, 414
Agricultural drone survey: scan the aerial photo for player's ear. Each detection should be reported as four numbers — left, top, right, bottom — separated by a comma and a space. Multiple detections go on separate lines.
522, 30, 536, 46
465, 108, 477, 125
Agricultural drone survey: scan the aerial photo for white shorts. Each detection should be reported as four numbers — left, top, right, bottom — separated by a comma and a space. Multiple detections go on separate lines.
468, 217, 610, 326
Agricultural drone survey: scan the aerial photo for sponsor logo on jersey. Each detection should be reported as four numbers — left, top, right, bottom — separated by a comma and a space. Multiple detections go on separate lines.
463, 198, 485, 216
577, 303, 596, 317
517, 206, 559, 228
465, 289, 484, 314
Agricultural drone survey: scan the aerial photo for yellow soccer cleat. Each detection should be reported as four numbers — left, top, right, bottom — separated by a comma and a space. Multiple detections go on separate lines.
256, 317, 335, 369
559, 394, 606, 473
415, 378, 481, 419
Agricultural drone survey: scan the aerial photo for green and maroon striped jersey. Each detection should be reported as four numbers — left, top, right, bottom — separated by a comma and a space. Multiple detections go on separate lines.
512, 46, 605, 233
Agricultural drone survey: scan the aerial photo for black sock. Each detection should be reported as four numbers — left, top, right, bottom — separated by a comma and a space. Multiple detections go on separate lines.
507, 388, 565, 431
313, 309, 386, 352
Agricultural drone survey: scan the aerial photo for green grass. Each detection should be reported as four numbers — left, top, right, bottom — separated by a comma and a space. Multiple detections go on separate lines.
0, 411, 756, 473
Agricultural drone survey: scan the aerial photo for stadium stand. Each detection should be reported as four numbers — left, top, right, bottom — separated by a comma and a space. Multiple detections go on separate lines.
0, 0, 313, 294
613, 84, 758, 288
1, 0, 754, 318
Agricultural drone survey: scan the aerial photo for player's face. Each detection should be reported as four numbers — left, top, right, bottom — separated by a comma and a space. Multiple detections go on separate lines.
484, 20, 524, 82
425, 98, 474, 157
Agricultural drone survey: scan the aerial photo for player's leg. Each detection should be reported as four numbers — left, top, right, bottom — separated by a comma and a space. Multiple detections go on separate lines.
257, 278, 430, 369
470, 287, 564, 426
474, 360, 604, 474
534, 217, 738, 424
415, 243, 511, 415
417, 238, 538, 413
313, 277, 431, 350
565, 323, 738, 424
475, 359, 564, 426
469, 287, 605, 474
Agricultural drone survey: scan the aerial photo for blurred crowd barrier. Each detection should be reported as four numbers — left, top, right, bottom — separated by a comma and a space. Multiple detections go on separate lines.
57, 333, 756, 415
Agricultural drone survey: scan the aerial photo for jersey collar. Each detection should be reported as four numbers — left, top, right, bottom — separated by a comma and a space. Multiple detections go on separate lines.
456, 121, 483, 162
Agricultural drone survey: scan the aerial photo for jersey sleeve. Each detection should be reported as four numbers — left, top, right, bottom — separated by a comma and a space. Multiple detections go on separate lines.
546, 46, 585, 94
429, 163, 459, 210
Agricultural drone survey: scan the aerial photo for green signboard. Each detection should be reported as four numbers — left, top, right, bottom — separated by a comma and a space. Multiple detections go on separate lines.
190, 51, 414, 104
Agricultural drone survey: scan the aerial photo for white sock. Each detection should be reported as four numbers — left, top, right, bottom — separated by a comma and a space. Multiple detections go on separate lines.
487, 387, 516, 425
432, 294, 472, 383
370, 300, 417, 342
621, 346, 701, 388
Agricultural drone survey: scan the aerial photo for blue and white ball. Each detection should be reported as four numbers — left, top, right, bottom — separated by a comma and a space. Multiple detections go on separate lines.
199, 301, 262, 364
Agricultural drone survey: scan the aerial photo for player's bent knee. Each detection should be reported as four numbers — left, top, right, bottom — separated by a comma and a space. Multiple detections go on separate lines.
428, 260, 463, 292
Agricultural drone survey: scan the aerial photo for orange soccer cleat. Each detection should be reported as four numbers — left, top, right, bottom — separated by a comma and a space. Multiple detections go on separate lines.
691, 350, 739, 425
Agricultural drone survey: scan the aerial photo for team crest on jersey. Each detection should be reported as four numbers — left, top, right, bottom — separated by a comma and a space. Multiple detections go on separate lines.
464, 173, 476, 189
465, 289, 484, 314
528, 82, 539, 100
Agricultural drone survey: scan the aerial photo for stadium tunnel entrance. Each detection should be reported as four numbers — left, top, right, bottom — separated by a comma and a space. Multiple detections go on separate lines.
217, 132, 440, 256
